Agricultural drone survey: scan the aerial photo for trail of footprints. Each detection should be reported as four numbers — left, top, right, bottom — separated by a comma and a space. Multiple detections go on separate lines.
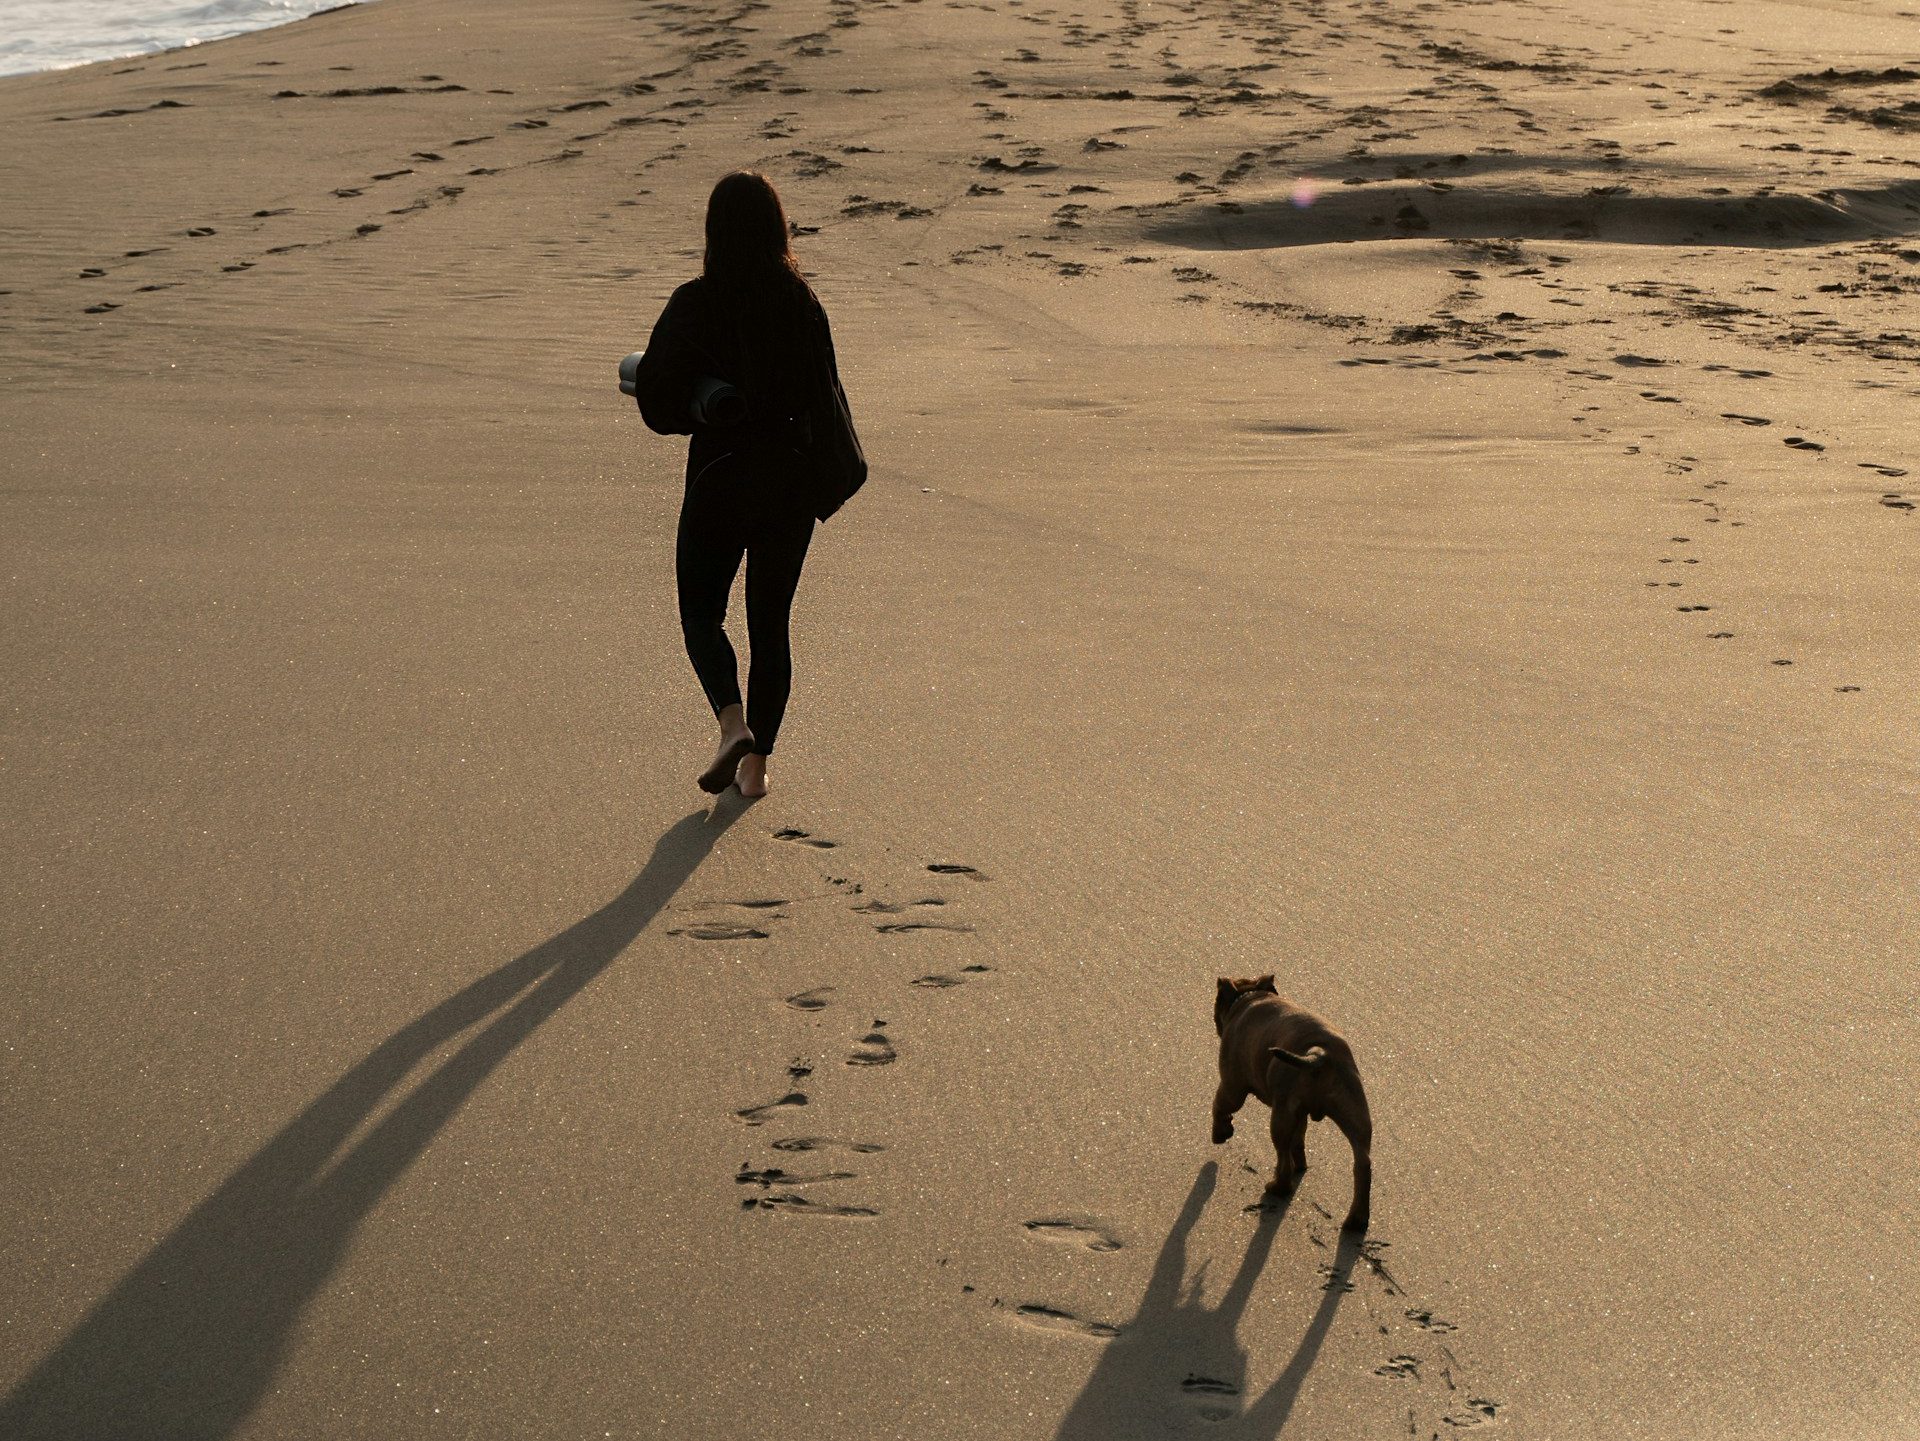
1328, 326, 1906, 692
1322, 1208, 1504, 1434
52, 6, 839, 323
1600, 355, 1905, 690
1540, 351, 1905, 691
728, 826, 996, 1221
981, 1184, 1501, 1431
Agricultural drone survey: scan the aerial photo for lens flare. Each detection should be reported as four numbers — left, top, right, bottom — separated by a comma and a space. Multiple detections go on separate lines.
1289, 177, 1320, 209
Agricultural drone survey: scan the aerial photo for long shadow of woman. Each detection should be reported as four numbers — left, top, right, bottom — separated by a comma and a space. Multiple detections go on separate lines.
1, 800, 748, 1441
1053, 1163, 1362, 1441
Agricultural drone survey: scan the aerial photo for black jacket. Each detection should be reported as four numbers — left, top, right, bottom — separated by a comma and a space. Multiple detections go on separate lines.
634, 276, 867, 521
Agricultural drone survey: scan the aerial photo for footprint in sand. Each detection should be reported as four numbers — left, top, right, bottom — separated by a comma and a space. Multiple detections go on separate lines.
774, 826, 837, 849
667, 922, 769, 940
911, 964, 994, 988
1721, 412, 1772, 425
736, 1061, 813, 1124
1783, 436, 1825, 451
1022, 1218, 1123, 1252
876, 920, 976, 935
785, 986, 835, 1011
854, 898, 948, 914
1354, 1234, 1405, 1294
741, 1193, 878, 1217
771, 1136, 885, 1155
977, 155, 1058, 174
846, 1021, 897, 1067
737, 1163, 857, 1187
1314, 1257, 1357, 1292
926, 861, 988, 880
1001, 1302, 1123, 1338
1180, 1374, 1240, 1395
736, 1091, 808, 1124
1181, 1372, 1240, 1421
1444, 1398, 1503, 1428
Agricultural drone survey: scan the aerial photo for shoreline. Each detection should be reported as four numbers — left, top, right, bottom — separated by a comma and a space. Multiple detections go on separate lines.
0, 2, 369, 83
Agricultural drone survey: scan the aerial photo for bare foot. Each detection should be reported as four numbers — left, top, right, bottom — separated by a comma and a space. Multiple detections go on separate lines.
699, 728, 753, 794
736, 753, 768, 797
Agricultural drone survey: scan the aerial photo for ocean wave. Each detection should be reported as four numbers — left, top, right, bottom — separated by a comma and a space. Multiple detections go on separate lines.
0, 0, 365, 79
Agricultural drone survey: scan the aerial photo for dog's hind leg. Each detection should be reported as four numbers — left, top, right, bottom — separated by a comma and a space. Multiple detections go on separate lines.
1211, 1082, 1248, 1144
1266, 1105, 1306, 1193
1333, 1098, 1373, 1233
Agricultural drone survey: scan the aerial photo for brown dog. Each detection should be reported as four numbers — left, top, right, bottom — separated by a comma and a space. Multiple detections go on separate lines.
1212, 976, 1372, 1232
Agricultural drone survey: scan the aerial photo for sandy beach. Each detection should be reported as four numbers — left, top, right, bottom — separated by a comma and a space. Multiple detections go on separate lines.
3, 0, 1917, 1435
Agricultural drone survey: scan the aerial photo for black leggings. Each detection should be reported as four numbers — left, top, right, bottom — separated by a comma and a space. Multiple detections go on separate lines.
675, 451, 815, 756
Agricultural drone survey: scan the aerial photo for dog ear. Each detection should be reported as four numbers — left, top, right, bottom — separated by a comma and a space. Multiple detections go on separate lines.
1216, 977, 1237, 999
1270, 1046, 1324, 1069
1254, 974, 1277, 993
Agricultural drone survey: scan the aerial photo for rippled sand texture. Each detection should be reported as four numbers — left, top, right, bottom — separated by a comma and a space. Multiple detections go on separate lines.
2, 0, 1917, 1438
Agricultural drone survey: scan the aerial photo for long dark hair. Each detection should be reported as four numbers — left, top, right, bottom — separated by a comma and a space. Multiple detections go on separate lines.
701, 171, 819, 421
702, 170, 813, 307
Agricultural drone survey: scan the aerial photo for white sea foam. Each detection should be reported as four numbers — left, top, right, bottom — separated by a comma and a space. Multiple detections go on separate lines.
0, 0, 363, 79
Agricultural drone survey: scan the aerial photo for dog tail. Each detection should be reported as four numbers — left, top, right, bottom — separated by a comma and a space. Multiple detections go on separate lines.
1270, 1045, 1325, 1070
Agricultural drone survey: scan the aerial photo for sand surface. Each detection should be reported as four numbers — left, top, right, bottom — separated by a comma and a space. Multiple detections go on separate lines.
3, 0, 1918, 1436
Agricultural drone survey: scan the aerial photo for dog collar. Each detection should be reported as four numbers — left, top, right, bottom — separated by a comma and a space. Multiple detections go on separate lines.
1223, 987, 1269, 1018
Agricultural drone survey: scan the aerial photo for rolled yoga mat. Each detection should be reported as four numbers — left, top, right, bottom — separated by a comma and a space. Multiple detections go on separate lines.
618, 352, 746, 426
618, 350, 643, 396
690, 375, 746, 426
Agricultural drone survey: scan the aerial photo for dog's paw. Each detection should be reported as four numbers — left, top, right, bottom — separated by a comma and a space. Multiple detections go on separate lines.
1210, 1122, 1233, 1144
1341, 1210, 1370, 1234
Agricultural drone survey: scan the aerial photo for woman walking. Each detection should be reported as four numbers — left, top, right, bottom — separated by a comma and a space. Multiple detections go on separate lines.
633, 172, 865, 797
